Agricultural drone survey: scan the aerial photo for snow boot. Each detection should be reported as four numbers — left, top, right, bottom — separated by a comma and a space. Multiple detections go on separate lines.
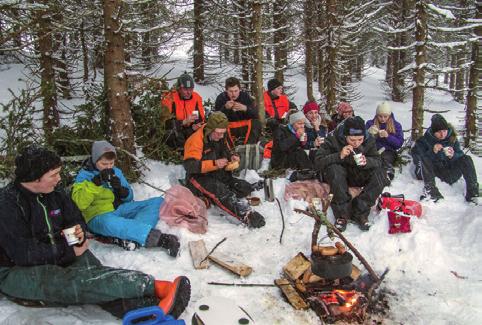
158, 233, 180, 257
420, 185, 443, 202
244, 211, 266, 228
111, 237, 139, 251
146, 229, 180, 257
334, 218, 348, 232
352, 214, 370, 231
156, 276, 191, 319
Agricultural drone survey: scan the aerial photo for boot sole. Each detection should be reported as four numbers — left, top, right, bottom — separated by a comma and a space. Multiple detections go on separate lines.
168, 276, 191, 319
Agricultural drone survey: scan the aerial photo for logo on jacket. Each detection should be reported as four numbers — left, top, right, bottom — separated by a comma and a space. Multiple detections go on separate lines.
49, 209, 61, 217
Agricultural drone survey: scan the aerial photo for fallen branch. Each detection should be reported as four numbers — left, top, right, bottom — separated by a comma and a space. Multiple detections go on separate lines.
276, 198, 285, 245
200, 237, 227, 265
208, 282, 276, 287
294, 208, 380, 283
450, 270, 468, 280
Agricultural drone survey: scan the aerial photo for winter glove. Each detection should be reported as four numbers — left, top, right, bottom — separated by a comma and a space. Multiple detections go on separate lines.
115, 186, 130, 199
109, 175, 122, 190
100, 168, 115, 182
92, 174, 103, 186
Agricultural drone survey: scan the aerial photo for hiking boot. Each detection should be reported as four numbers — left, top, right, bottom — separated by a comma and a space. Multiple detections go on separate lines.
334, 218, 348, 232
244, 211, 266, 228
111, 237, 139, 251
158, 233, 180, 257
156, 276, 191, 319
420, 185, 443, 202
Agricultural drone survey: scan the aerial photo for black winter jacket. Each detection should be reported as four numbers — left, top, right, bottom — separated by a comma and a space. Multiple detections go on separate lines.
271, 125, 305, 169
214, 91, 259, 121
0, 182, 87, 267
314, 122, 381, 173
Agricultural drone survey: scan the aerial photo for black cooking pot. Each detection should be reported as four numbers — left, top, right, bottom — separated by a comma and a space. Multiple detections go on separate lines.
311, 252, 353, 280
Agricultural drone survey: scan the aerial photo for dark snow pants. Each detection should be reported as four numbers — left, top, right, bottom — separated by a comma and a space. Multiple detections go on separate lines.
187, 171, 252, 222
0, 250, 158, 318
414, 154, 479, 199
323, 164, 389, 220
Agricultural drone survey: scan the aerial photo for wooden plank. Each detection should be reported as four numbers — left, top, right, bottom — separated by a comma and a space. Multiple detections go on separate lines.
275, 279, 309, 310
350, 264, 361, 281
188, 240, 210, 269
283, 252, 311, 281
208, 252, 252, 277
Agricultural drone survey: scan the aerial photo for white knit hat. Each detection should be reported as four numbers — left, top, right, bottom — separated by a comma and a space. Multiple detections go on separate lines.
376, 101, 392, 115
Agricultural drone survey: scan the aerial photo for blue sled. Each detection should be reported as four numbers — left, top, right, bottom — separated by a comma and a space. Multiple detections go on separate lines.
123, 306, 186, 325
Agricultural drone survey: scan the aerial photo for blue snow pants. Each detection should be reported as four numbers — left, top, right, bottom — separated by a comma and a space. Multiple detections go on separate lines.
88, 197, 163, 246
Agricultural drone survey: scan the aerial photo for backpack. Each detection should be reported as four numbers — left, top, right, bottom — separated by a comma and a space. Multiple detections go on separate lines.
377, 192, 422, 234
234, 142, 263, 171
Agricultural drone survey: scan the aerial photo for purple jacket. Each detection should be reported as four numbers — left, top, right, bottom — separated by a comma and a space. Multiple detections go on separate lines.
365, 113, 404, 152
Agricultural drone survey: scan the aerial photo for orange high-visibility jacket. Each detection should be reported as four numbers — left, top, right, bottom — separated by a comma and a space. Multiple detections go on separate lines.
264, 91, 289, 120
162, 90, 205, 122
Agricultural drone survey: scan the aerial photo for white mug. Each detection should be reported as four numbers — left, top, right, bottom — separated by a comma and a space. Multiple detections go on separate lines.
63, 226, 80, 246
192, 111, 199, 120
353, 153, 363, 166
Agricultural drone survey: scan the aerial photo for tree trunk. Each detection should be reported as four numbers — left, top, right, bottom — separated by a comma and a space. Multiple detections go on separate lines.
385, 49, 393, 84
193, 0, 205, 83
36, 1, 58, 144
449, 52, 456, 91
325, 0, 337, 115
454, 49, 465, 102
316, 1, 325, 97
411, 0, 427, 140
465, 2, 480, 149
103, 0, 135, 171
53, 17, 72, 100
273, 0, 288, 83
304, 0, 315, 102
80, 20, 89, 83
252, 1, 265, 125
239, 0, 250, 88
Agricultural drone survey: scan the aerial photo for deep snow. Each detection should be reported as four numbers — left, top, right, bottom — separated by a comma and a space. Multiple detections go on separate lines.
0, 59, 481, 325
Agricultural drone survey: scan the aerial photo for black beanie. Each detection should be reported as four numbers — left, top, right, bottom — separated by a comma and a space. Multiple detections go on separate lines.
430, 114, 448, 133
177, 73, 194, 89
267, 78, 282, 92
343, 116, 366, 136
15, 145, 62, 182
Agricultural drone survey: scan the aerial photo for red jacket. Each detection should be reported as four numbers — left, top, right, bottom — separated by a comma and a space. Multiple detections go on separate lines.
264, 91, 289, 120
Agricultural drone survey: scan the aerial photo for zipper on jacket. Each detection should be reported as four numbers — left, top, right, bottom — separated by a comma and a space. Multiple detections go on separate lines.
36, 196, 55, 245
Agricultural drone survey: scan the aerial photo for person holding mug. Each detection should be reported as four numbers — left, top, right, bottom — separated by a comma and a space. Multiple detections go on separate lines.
365, 101, 404, 181
315, 116, 389, 232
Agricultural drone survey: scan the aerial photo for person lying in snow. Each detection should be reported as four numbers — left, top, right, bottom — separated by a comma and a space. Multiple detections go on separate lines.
183, 112, 266, 228
365, 101, 404, 181
271, 110, 313, 171
411, 113, 479, 203
0, 145, 190, 319
71, 140, 180, 256
315, 116, 390, 232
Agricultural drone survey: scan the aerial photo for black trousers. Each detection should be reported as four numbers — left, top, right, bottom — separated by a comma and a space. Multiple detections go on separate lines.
381, 150, 397, 167
414, 154, 479, 199
187, 171, 252, 222
323, 164, 389, 220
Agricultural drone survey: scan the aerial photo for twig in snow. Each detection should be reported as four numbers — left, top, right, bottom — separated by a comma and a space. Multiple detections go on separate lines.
200, 237, 227, 265
208, 282, 276, 287
276, 198, 285, 245
450, 271, 468, 280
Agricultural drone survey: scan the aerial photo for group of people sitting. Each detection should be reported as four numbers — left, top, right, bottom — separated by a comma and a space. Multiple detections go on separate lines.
0, 72, 478, 321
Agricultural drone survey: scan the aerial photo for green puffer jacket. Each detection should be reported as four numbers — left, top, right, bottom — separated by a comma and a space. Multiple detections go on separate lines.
71, 160, 133, 223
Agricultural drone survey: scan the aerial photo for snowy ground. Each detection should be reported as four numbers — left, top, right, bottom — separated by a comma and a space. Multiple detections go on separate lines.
0, 60, 481, 324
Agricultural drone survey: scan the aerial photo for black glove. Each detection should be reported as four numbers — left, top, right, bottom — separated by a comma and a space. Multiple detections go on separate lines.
92, 174, 103, 186
100, 168, 115, 182
115, 187, 130, 199
109, 175, 122, 190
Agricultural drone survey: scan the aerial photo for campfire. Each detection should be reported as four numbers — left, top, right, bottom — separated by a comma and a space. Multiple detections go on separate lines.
275, 196, 387, 323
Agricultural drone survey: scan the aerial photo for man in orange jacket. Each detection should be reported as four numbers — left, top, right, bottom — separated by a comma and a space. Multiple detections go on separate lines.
183, 112, 265, 228
162, 73, 205, 149
264, 78, 296, 131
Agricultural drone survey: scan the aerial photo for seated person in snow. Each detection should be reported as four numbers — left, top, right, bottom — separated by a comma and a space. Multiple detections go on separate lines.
264, 78, 297, 132
315, 116, 390, 232
328, 101, 354, 132
271, 110, 313, 171
302, 101, 328, 161
411, 114, 479, 203
365, 101, 404, 180
162, 72, 205, 149
71, 140, 179, 256
214, 77, 262, 148
183, 112, 265, 228
0, 145, 190, 319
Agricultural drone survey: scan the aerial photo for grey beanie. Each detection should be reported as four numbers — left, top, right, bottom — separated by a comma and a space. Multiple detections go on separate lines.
92, 140, 116, 163
289, 111, 306, 125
